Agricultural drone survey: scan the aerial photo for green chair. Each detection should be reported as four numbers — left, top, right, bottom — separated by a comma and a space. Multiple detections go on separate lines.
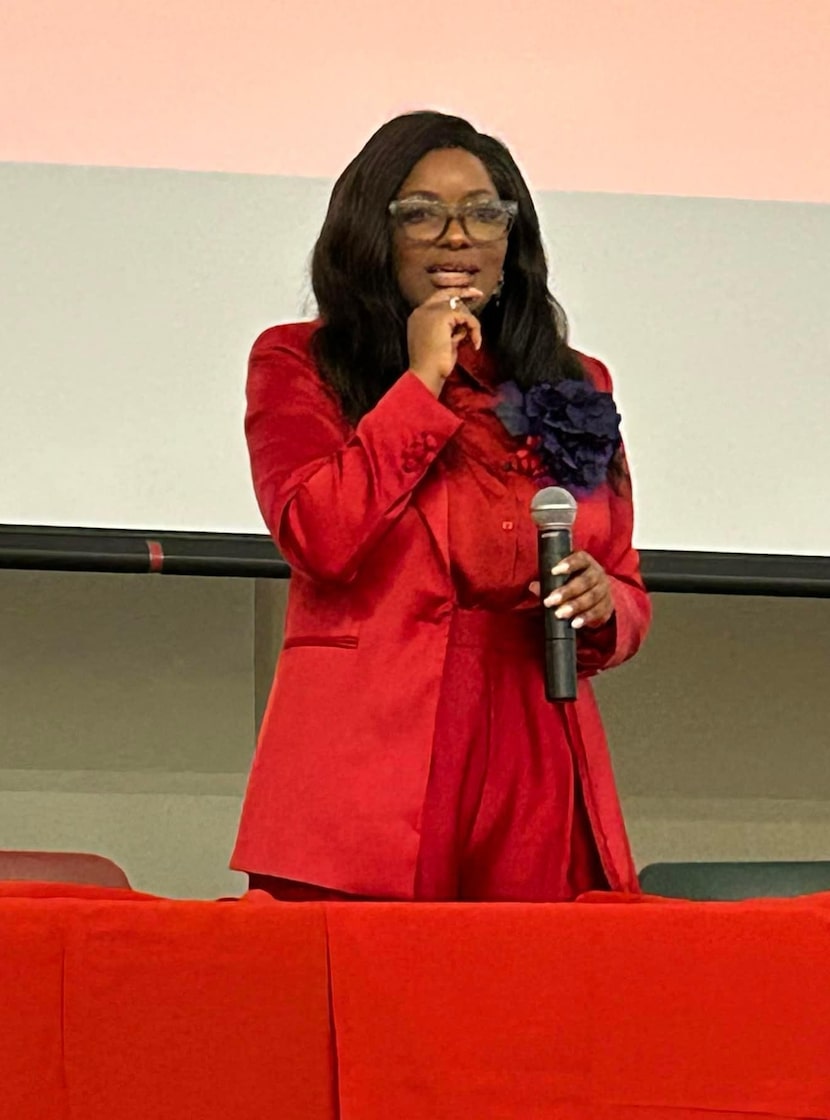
638, 861, 830, 901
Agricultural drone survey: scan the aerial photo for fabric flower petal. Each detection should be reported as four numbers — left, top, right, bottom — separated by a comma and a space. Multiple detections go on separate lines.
493, 382, 531, 437
493, 376, 622, 493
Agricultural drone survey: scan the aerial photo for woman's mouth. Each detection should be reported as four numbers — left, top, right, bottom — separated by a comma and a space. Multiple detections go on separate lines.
426, 264, 480, 288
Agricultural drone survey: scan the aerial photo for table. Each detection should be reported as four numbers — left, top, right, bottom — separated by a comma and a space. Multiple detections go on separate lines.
1, 882, 829, 1119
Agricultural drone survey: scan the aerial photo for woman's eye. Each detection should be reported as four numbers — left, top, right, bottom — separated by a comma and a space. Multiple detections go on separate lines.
469, 206, 502, 223
401, 206, 435, 224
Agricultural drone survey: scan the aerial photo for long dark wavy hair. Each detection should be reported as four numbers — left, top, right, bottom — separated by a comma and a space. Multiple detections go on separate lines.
311, 110, 586, 425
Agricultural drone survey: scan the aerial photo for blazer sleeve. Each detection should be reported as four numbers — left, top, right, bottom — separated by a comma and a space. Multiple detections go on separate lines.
245, 328, 462, 583
576, 357, 652, 674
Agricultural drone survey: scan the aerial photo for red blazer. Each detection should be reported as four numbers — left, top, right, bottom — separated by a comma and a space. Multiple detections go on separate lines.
231, 321, 651, 896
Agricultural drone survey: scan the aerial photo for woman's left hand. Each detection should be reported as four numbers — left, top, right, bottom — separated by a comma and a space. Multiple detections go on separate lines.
529, 551, 614, 630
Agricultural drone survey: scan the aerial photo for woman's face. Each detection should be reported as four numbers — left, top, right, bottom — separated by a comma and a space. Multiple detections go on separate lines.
392, 148, 509, 313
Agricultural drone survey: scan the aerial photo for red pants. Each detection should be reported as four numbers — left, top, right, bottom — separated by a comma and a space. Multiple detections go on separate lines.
249, 610, 606, 902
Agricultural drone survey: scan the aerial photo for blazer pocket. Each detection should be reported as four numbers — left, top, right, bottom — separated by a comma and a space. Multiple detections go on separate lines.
282, 634, 359, 650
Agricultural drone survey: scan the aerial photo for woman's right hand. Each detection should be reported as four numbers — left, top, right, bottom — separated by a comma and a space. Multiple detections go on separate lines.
407, 288, 484, 396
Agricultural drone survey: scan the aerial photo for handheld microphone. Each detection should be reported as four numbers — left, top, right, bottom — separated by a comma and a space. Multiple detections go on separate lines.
530, 486, 578, 702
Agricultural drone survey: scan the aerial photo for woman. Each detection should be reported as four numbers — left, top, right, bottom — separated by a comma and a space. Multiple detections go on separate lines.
232, 111, 651, 902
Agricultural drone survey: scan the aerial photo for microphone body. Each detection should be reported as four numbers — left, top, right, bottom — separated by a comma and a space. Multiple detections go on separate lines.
530, 487, 578, 703
538, 526, 577, 702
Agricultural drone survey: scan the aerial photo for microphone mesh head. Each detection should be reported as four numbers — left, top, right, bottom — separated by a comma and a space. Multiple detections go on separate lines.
530, 486, 577, 529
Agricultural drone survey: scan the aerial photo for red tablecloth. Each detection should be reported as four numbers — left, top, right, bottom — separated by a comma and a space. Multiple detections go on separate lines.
0, 885, 334, 1120
1, 884, 829, 1119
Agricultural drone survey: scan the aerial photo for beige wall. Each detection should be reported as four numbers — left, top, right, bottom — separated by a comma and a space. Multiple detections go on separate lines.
0, 569, 255, 899
595, 593, 830, 867
1, 570, 827, 897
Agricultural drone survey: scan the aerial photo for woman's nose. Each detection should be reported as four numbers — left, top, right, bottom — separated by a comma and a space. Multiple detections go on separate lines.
439, 216, 471, 246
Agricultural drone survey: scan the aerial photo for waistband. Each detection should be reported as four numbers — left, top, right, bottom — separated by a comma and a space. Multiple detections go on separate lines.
448, 607, 544, 650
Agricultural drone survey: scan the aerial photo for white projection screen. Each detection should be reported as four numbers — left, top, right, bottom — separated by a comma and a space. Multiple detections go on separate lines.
1, 0, 829, 563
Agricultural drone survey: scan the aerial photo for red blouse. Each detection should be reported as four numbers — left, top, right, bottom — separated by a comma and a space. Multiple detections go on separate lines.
442, 341, 541, 611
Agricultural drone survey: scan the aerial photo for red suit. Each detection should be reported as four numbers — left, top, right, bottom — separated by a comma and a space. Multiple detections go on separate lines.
232, 321, 651, 899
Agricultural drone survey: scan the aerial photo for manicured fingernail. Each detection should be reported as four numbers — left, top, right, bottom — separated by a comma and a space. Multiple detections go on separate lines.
551, 562, 569, 576
555, 605, 573, 618
548, 591, 562, 605
571, 616, 585, 630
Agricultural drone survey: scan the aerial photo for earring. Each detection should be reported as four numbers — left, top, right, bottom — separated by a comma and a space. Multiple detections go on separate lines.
493, 272, 504, 306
